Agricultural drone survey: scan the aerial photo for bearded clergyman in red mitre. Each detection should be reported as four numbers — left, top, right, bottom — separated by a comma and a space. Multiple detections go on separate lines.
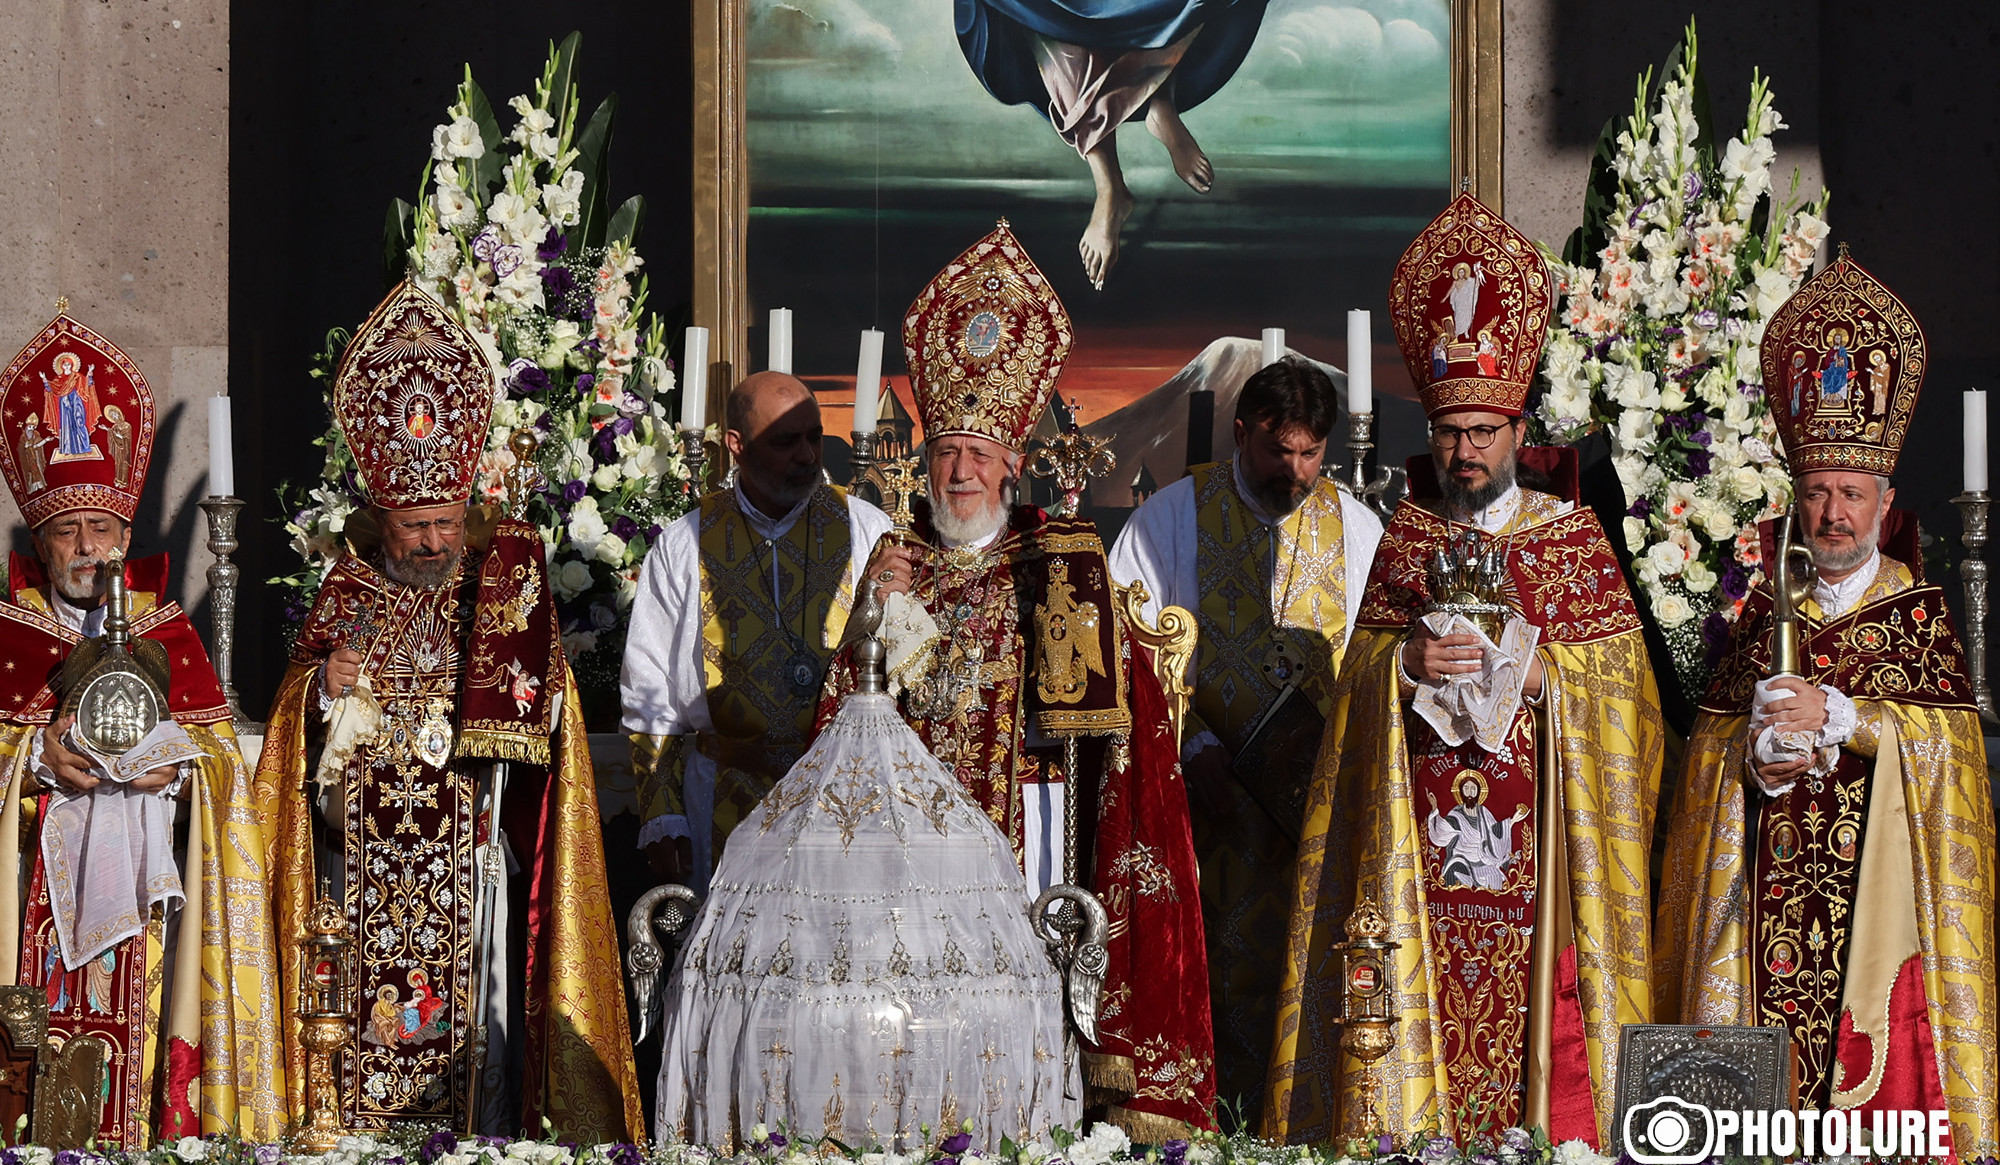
254, 282, 642, 1140
1655, 250, 1997, 1150
0, 306, 285, 1145
1264, 195, 1664, 1147
813, 222, 1217, 1141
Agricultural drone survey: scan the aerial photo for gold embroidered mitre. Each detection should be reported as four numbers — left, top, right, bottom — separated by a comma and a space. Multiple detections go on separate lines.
902, 220, 1072, 452
1762, 245, 1926, 476
1389, 193, 1552, 420
333, 280, 496, 511
0, 308, 156, 526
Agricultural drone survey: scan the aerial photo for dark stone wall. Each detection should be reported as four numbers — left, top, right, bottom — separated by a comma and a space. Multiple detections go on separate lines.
228, 2, 692, 711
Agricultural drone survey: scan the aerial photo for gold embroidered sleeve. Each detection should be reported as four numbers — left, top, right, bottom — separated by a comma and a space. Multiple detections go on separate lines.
631, 733, 689, 820
1847, 700, 1885, 759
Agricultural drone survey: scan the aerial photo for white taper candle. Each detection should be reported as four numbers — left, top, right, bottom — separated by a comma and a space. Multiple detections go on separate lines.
769, 308, 793, 375
1262, 327, 1285, 367
1966, 388, 1989, 492
1346, 310, 1373, 414
207, 395, 234, 497
680, 327, 709, 431
853, 329, 885, 434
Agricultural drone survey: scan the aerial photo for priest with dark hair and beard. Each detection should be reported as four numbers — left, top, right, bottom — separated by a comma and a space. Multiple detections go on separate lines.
1265, 196, 1662, 1147
814, 223, 1217, 1141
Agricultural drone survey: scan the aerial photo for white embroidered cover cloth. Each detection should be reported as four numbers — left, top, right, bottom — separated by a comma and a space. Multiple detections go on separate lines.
655, 692, 1078, 1150
41, 718, 202, 969
1409, 610, 1542, 752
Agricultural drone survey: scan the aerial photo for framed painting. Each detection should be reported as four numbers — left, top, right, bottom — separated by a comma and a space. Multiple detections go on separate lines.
693, 0, 1503, 513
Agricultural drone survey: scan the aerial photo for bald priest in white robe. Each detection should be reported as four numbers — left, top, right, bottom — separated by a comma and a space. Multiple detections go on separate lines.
1106, 356, 1381, 1115
621, 372, 892, 892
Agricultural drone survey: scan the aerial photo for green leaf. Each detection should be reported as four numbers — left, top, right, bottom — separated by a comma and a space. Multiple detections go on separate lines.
571, 92, 619, 246
465, 76, 505, 194
606, 194, 646, 246
548, 31, 583, 131
382, 198, 415, 288
1568, 115, 1622, 266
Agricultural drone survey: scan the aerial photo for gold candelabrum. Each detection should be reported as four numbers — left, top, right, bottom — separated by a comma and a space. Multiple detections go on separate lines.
1424, 530, 1510, 641
1335, 896, 1401, 1138
296, 892, 356, 1152
1028, 430, 1115, 519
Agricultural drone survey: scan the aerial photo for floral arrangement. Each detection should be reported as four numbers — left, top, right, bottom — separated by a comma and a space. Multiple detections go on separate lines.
1527, 23, 1829, 702
273, 34, 695, 709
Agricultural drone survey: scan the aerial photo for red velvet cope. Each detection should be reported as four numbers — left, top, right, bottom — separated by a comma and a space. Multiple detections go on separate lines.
161, 1035, 201, 1137
1548, 943, 1600, 1145
1836, 955, 1946, 1144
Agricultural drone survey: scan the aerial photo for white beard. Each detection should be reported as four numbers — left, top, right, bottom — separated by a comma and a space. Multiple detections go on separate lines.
929, 479, 1015, 547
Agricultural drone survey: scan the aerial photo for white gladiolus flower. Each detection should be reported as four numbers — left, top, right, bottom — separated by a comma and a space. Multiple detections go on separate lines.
542, 170, 585, 227
1658, 380, 1690, 411
494, 266, 546, 309
1614, 410, 1659, 456
567, 497, 608, 554
1653, 590, 1695, 628
435, 185, 479, 231
623, 443, 663, 481
1721, 137, 1775, 184
486, 190, 530, 231
443, 116, 484, 159
508, 95, 556, 140
1723, 392, 1753, 431
1750, 267, 1794, 318
1607, 365, 1661, 411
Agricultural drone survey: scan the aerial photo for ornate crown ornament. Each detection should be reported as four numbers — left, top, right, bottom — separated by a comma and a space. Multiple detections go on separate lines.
903, 220, 1072, 453
1761, 245, 1925, 477
333, 281, 496, 511
1389, 193, 1553, 421
0, 304, 156, 527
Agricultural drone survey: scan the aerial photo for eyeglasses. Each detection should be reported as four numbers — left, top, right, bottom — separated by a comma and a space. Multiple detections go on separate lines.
389, 518, 465, 535
1429, 422, 1512, 450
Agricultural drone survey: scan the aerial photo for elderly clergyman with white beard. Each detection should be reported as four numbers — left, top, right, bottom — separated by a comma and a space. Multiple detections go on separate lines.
815, 223, 1218, 1141
620, 370, 890, 892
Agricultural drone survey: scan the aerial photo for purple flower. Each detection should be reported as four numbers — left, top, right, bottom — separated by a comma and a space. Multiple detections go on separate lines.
1378, 1134, 1397, 1156
1691, 430, 1712, 448
494, 244, 525, 279
1628, 497, 1654, 520
611, 414, 637, 437
1702, 611, 1733, 667
1161, 1142, 1188, 1165
612, 515, 640, 540
1686, 447, 1713, 477
608, 1147, 642, 1165
1685, 169, 1704, 200
421, 1130, 460, 1164
55, 1152, 88, 1165
1720, 558, 1750, 601
1468, 1155, 1500, 1165
940, 1133, 972, 1156
472, 227, 502, 263
577, 373, 597, 399
594, 426, 621, 462
562, 479, 587, 504
511, 364, 552, 398
538, 232, 569, 262
760, 1133, 789, 1156
1694, 309, 1721, 330
254, 1145, 284, 1165
1501, 1128, 1534, 1151
541, 264, 577, 303
1419, 1136, 1458, 1165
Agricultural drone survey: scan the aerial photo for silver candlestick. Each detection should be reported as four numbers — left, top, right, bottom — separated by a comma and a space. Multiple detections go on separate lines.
679, 428, 709, 497
850, 428, 879, 505
1953, 490, 1997, 726
198, 495, 251, 731
1342, 410, 1397, 520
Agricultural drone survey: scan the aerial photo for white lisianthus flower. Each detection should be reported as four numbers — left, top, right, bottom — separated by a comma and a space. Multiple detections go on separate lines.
1653, 590, 1695, 628
594, 532, 628, 566
1623, 516, 1648, 554
443, 116, 484, 159
1695, 497, 1737, 539
1683, 560, 1718, 593
1742, 435, 1775, 464
591, 463, 623, 492
175, 1135, 209, 1161
540, 319, 582, 370
1727, 464, 1765, 502
566, 497, 608, 554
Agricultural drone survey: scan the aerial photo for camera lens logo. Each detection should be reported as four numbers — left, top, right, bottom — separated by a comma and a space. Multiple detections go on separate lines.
1624, 1096, 1718, 1165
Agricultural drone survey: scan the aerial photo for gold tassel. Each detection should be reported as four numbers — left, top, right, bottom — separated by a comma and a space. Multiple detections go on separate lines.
1102, 1104, 1201, 1144
454, 730, 551, 766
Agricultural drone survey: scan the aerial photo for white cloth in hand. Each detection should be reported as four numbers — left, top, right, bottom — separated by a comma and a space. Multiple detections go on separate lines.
879, 591, 942, 698
1410, 611, 1542, 752
316, 670, 384, 823
1749, 678, 1855, 793
40, 718, 203, 970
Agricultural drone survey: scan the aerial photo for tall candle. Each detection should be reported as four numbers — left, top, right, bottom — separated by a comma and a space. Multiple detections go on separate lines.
207, 395, 234, 497
1967, 388, 1989, 492
769, 307, 793, 375
1262, 327, 1285, 367
853, 329, 885, 434
680, 327, 709, 431
1346, 309, 1373, 414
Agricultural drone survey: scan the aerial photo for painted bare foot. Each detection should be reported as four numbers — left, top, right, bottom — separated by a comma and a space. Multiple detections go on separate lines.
1080, 182, 1134, 289
1146, 97, 1213, 194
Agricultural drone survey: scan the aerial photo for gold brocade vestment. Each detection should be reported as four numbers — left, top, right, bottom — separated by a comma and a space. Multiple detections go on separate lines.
1263, 490, 1662, 1145
0, 576, 285, 1147
1656, 556, 1997, 1152
257, 546, 643, 1142
1184, 462, 1348, 1115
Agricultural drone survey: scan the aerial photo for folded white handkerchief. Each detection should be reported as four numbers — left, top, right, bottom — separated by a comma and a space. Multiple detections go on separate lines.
1410, 611, 1543, 752
42, 719, 202, 970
